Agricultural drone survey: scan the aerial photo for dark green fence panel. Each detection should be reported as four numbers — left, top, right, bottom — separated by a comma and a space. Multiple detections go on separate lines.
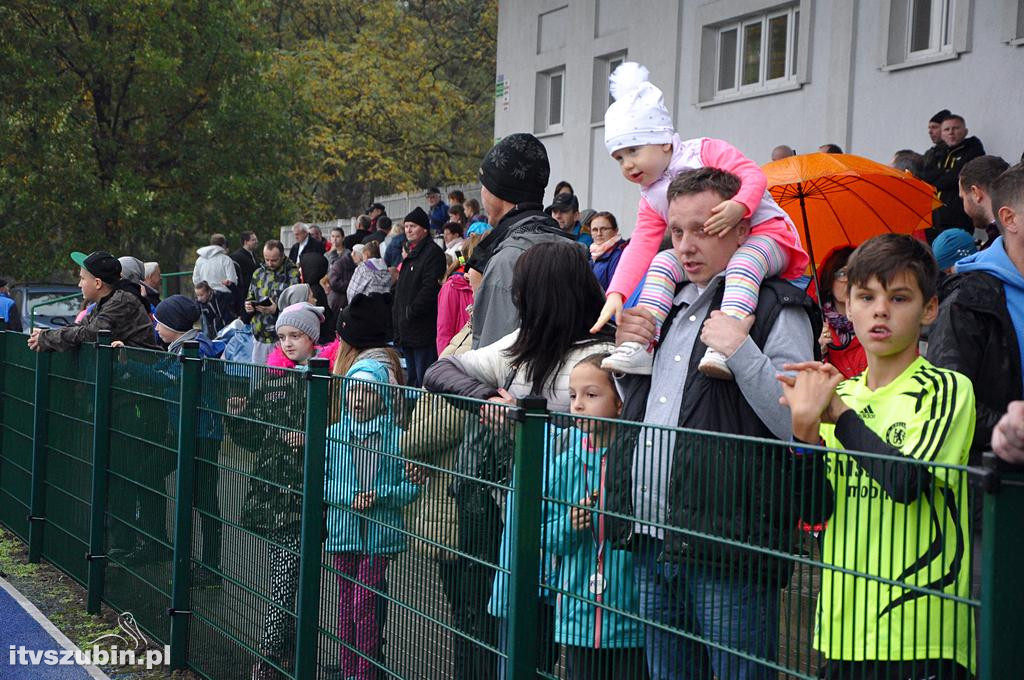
0, 332, 35, 541
102, 345, 183, 644
39, 347, 96, 584
0, 329, 1020, 680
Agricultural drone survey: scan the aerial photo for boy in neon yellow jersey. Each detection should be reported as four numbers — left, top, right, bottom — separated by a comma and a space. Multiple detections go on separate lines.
780, 234, 976, 680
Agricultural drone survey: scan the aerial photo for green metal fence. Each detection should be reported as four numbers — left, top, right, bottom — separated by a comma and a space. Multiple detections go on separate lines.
1, 326, 1023, 680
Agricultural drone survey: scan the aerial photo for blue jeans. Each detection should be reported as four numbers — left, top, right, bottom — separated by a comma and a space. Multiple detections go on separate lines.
402, 345, 437, 388
633, 536, 779, 680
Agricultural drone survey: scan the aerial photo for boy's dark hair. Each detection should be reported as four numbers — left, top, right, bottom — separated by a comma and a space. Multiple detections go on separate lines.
845, 234, 938, 302
448, 203, 466, 217
991, 163, 1024, 219
195, 280, 212, 292
465, 198, 481, 213
666, 167, 741, 203
959, 155, 1010, 192
443, 221, 465, 237
448, 189, 465, 203
239, 230, 255, 246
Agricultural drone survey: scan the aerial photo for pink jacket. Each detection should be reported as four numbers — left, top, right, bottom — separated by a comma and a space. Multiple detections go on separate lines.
436, 273, 473, 355
606, 135, 806, 299
266, 338, 340, 372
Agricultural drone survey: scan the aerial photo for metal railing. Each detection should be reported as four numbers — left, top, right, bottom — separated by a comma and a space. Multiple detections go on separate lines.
1, 326, 1023, 680
160, 271, 193, 299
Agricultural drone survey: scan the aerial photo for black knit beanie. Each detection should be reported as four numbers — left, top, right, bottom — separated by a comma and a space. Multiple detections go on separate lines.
404, 207, 430, 230
338, 293, 391, 349
478, 133, 549, 205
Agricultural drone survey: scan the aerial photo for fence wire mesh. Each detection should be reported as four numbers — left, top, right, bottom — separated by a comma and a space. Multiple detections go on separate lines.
0, 330, 999, 680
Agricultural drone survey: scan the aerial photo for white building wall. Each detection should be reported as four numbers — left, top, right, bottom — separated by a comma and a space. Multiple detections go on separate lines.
495, 0, 1024, 237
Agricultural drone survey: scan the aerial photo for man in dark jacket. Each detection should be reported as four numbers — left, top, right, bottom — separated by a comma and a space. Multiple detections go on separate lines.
28, 251, 159, 352
469, 132, 580, 349
426, 187, 449, 235
604, 168, 824, 680
921, 113, 986, 235
392, 206, 446, 387
230, 231, 260, 308
288, 222, 325, 264
927, 164, 1024, 462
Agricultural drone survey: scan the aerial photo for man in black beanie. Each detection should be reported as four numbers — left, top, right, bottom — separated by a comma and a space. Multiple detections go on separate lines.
918, 108, 951, 187
467, 132, 581, 348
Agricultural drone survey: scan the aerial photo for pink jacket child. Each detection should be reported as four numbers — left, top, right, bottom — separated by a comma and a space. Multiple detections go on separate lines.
436, 271, 473, 356
596, 63, 807, 379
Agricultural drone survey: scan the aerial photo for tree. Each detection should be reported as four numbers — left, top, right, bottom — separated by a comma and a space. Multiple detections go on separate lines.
0, 0, 304, 281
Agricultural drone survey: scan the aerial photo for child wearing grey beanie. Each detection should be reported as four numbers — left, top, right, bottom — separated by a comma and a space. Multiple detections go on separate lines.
276, 302, 325, 344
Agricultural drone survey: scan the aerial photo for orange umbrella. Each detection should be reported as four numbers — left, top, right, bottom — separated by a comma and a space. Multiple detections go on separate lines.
763, 152, 941, 287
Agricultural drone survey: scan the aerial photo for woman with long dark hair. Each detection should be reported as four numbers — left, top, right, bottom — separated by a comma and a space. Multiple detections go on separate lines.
424, 240, 615, 678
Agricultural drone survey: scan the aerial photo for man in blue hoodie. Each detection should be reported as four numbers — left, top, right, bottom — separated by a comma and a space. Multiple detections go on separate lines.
928, 164, 1024, 463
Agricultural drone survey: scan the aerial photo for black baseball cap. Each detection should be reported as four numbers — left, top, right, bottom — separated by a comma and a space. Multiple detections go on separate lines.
71, 251, 121, 285
545, 192, 579, 215
367, 202, 386, 213
426, 187, 441, 196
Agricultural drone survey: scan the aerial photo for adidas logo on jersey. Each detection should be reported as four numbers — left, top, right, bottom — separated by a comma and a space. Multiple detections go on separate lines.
860, 405, 875, 419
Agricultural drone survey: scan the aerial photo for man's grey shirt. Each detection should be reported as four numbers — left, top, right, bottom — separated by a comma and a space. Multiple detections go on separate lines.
622, 274, 814, 538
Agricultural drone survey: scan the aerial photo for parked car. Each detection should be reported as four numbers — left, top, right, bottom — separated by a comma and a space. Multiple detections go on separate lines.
10, 284, 82, 331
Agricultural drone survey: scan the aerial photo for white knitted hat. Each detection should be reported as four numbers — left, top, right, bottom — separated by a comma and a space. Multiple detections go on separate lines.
603, 62, 675, 154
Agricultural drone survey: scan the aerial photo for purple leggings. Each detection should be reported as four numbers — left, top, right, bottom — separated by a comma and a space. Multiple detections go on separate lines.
334, 553, 390, 680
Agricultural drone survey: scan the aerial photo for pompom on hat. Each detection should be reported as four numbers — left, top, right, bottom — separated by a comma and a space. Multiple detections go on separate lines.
604, 62, 675, 155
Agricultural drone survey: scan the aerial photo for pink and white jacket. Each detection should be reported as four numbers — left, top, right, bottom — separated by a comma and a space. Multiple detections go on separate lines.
606, 135, 808, 300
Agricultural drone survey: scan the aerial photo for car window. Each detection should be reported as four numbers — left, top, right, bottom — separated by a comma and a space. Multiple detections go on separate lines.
28, 293, 82, 317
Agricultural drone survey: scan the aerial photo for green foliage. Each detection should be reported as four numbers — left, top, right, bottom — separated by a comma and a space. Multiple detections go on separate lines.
0, 0, 496, 281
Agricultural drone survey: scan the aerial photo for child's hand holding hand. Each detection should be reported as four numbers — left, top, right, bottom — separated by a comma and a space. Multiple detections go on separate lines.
353, 491, 376, 511
570, 492, 598, 531
590, 293, 624, 334
703, 199, 746, 237
778, 362, 846, 442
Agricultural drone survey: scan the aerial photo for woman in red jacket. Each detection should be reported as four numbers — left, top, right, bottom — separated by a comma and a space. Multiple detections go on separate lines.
814, 245, 867, 378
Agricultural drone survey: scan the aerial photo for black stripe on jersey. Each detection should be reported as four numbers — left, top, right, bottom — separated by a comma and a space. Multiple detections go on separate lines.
879, 485, 965, 618
906, 366, 957, 462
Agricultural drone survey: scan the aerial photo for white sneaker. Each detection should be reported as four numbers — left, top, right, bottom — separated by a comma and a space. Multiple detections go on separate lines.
698, 347, 733, 380
602, 341, 654, 375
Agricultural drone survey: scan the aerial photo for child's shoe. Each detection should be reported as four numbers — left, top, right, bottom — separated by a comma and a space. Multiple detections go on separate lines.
601, 341, 654, 375
698, 347, 733, 380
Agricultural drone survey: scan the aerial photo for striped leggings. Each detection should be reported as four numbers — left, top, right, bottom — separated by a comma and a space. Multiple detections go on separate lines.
636, 235, 788, 341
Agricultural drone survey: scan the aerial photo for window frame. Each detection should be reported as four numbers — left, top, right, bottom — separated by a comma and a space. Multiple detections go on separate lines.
534, 66, 566, 134
880, 0, 973, 72
695, 0, 811, 108
713, 5, 801, 98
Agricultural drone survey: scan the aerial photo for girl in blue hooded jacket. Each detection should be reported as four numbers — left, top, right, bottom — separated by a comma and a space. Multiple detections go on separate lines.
544, 353, 647, 679
325, 358, 422, 680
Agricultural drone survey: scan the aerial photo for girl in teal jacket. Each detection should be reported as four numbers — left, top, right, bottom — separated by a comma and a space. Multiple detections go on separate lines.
325, 358, 421, 680
543, 353, 647, 679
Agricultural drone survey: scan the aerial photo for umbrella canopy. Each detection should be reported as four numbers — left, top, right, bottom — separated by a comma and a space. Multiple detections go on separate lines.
763, 153, 940, 278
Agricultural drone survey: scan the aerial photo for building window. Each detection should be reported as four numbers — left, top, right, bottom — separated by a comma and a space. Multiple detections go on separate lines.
535, 68, 565, 133
881, 0, 971, 70
907, 0, 952, 56
591, 50, 627, 123
713, 6, 799, 96
1004, 0, 1024, 44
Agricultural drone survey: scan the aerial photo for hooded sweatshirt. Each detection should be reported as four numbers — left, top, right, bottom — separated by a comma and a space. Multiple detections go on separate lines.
193, 245, 238, 293
436, 272, 473, 355
953, 236, 1024, 387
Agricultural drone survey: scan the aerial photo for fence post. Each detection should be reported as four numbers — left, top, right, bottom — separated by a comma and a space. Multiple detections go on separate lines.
0, 321, 5, 467
506, 396, 549, 680
26, 349, 51, 562
168, 341, 201, 669
292, 358, 330, 679
86, 331, 113, 614
980, 453, 1024, 678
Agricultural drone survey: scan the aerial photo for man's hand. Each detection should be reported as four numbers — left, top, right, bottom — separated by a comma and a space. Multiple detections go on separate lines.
778, 362, 846, 442
591, 293, 624, 334
222, 279, 233, 288
703, 199, 746, 237
255, 300, 277, 315
818, 325, 832, 355
26, 329, 43, 351
480, 388, 516, 430
614, 307, 656, 349
700, 311, 755, 358
993, 401, 1024, 465
570, 492, 598, 531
